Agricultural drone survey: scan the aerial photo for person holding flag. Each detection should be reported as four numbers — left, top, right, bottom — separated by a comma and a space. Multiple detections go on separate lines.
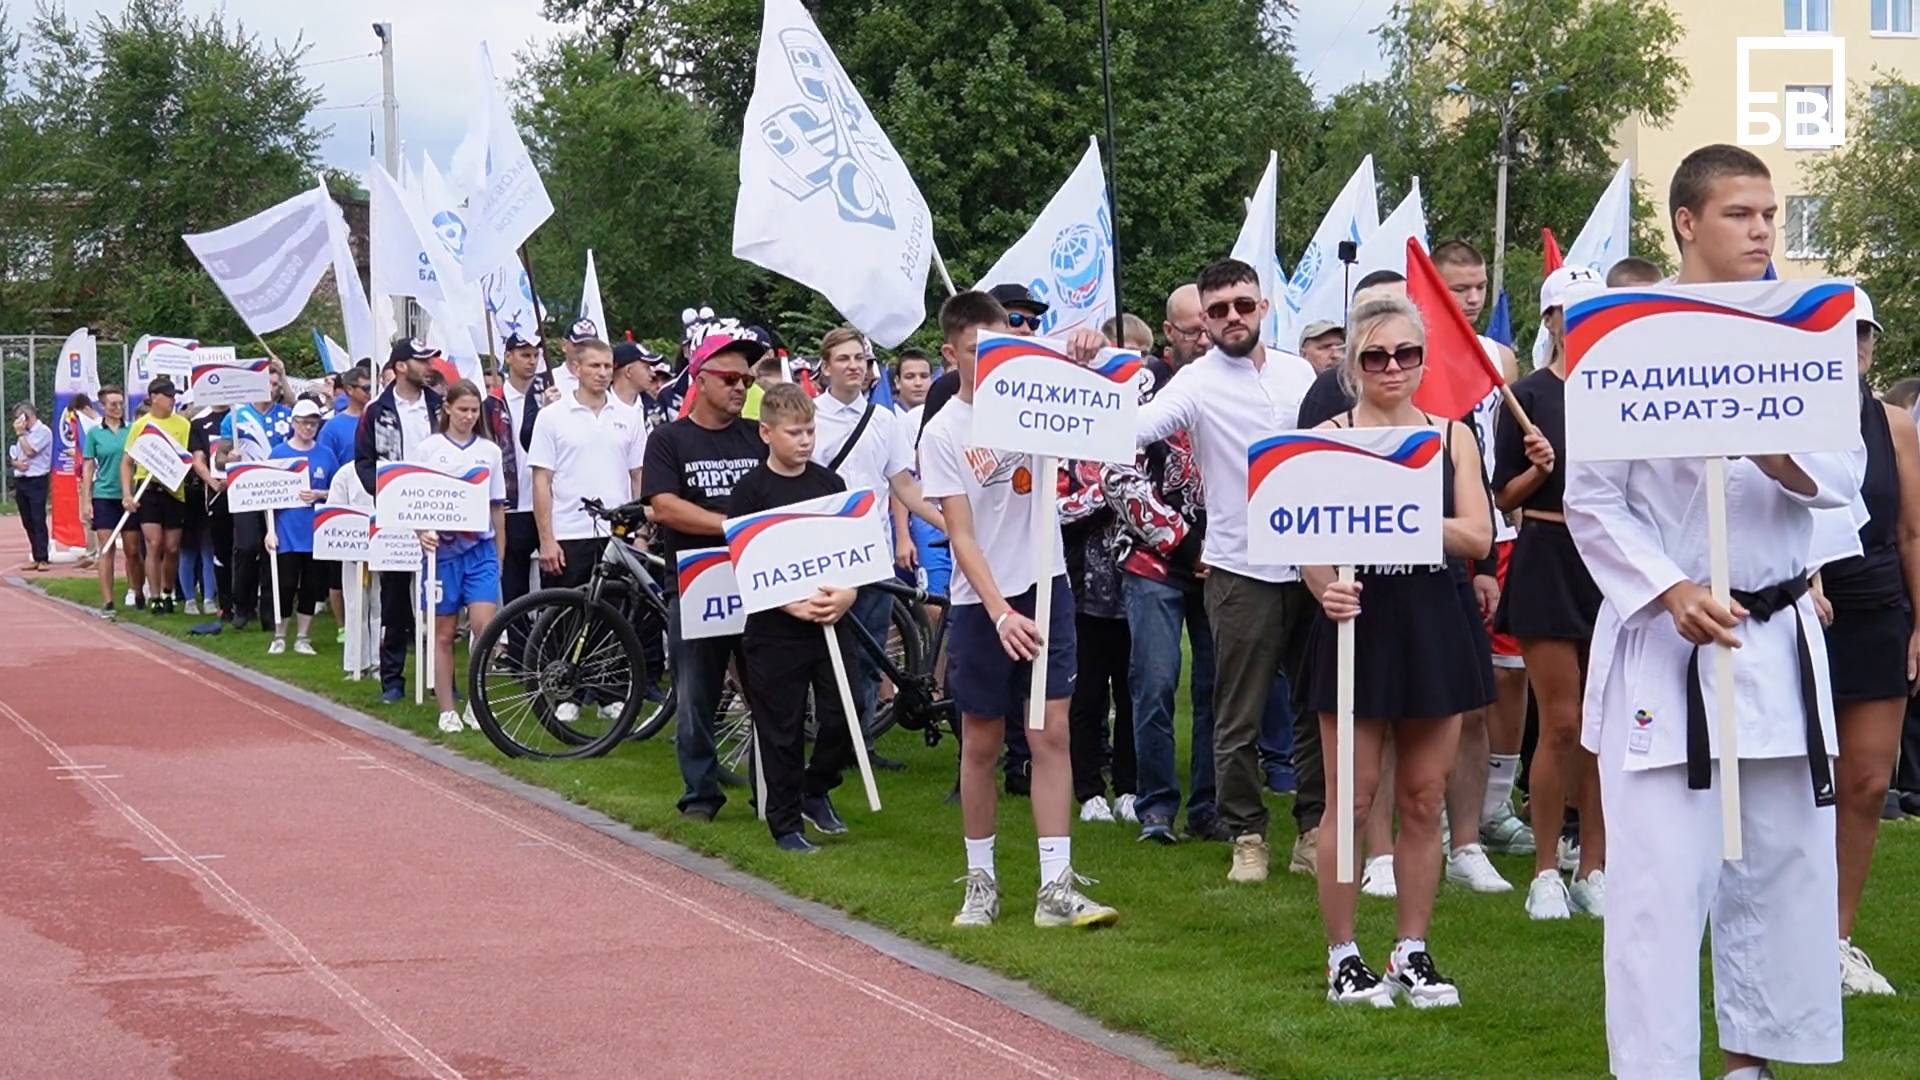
264, 399, 339, 656
118, 379, 192, 612
413, 381, 508, 734
355, 340, 446, 703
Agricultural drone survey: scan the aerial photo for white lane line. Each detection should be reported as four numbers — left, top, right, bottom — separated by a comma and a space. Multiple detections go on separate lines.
60, 773, 123, 780
0, 696, 463, 1080
142, 854, 225, 863
17, 591, 1076, 1080
49, 764, 109, 771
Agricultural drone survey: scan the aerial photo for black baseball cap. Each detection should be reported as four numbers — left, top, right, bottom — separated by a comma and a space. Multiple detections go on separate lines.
503, 330, 543, 351
987, 283, 1049, 316
568, 318, 600, 344
389, 338, 441, 363
611, 342, 647, 369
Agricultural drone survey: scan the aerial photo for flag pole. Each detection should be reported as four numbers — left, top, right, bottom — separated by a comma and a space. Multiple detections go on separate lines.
516, 244, 551, 343
1098, 0, 1124, 323
931, 245, 958, 298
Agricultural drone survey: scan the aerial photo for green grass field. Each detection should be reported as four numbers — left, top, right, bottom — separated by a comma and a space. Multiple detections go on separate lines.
39, 577, 1918, 1078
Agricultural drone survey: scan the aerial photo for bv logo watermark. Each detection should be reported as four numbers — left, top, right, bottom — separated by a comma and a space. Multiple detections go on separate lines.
1737, 36, 1847, 149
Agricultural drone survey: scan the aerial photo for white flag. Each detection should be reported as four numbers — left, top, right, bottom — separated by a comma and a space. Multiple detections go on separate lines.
323, 178, 378, 364
368, 159, 457, 303
482, 260, 546, 346
973, 137, 1115, 337
1230, 151, 1281, 347
54, 327, 98, 397
1283, 155, 1381, 344
1535, 160, 1633, 366
1351, 178, 1429, 292
183, 180, 335, 336
419, 296, 486, 386
456, 43, 554, 280
733, 0, 933, 347
580, 249, 607, 338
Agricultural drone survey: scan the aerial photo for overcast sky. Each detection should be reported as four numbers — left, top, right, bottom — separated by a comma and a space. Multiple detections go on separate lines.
35, 1, 1392, 173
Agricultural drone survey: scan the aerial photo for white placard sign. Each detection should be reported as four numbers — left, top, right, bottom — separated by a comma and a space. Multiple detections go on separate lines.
676, 547, 747, 640
970, 332, 1145, 463
368, 518, 425, 573
189, 359, 274, 407
125, 419, 193, 491
149, 342, 236, 379
1245, 426, 1446, 567
374, 462, 492, 532
226, 459, 310, 513
722, 488, 892, 613
1564, 280, 1862, 462
312, 505, 372, 562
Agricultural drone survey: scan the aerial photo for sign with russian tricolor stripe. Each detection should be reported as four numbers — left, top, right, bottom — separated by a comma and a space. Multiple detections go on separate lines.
148, 341, 235, 379
125, 419, 193, 491
1564, 280, 1862, 461
368, 516, 425, 573
189, 359, 273, 406
676, 547, 746, 640
312, 505, 372, 562
970, 332, 1144, 463
375, 462, 491, 532
1246, 427, 1444, 567
723, 488, 891, 613
227, 459, 310, 513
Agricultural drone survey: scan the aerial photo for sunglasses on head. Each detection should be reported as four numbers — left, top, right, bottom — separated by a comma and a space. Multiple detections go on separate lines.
1358, 345, 1426, 373
701, 370, 753, 388
1006, 311, 1044, 330
1205, 297, 1260, 320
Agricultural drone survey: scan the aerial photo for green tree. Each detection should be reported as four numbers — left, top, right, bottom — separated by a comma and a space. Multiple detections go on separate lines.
1808, 79, 1920, 383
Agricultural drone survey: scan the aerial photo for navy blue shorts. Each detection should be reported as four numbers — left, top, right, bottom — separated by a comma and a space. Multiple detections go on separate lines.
947, 575, 1077, 719
92, 496, 133, 532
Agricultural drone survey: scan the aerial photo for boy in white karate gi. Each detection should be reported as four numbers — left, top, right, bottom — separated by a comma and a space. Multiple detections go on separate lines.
1565, 144, 1864, 1080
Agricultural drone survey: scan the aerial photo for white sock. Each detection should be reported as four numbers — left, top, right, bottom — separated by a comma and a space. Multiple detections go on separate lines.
1483, 755, 1520, 823
1037, 836, 1070, 885
1391, 937, 1427, 969
964, 835, 996, 880
1328, 941, 1360, 967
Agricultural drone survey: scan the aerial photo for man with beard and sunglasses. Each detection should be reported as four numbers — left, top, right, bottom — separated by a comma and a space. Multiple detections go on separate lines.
1134, 258, 1317, 883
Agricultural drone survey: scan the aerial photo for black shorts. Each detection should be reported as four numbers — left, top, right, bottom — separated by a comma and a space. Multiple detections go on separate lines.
137, 486, 187, 530
92, 496, 134, 532
1826, 602, 1914, 702
948, 575, 1077, 719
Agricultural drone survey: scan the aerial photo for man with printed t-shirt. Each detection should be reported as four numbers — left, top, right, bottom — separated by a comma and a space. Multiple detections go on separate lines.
642, 330, 770, 822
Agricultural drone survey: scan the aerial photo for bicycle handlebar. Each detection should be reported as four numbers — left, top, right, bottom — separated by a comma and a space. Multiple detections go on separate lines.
867, 577, 949, 608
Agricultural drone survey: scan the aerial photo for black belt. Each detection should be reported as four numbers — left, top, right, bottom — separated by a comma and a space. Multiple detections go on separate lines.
1684, 577, 1835, 807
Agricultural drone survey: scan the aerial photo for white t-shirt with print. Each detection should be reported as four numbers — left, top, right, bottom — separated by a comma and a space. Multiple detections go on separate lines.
917, 397, 1066, 607
410, 431, 508, 542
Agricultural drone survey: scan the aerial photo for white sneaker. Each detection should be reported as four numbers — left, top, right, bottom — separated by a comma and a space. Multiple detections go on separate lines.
123, 588, 136, 607
1557, 835, 1580, 874
1361, 854, 1397, 898
1840, 938, 1896, 996
598, 702, 624, 722
1079, 795, 1115, 823
1033, 866, 1119, 928
1439, 809, 1451, 850
1228, 833, 1270, 883
437, 710, 464, 734
462, 703, 481, 731
555, 702, 581, 723
292, 638, 316, 656
1327, 954, 1395, 1008
266, 638, 287, 656
1114, 793, 1139, 823
952, 869, 999, 927
1385, 947, 1461, 1009
1526, 870, 1571, 920
1569, 869, 1606, 919
182, 599, 200, 616
1445, 843, 1513, 893
1480, 804, 1537, 855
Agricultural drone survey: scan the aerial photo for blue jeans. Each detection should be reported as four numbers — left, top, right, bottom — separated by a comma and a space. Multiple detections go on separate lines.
1125, 574, 1215, 824
670, 593, 738, 815
177, 535, 217, 605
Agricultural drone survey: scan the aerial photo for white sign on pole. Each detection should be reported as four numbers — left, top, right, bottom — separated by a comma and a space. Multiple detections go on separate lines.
1245, 427, 1447, 568
189, 359, 274, 407
969, 332, 1145, 463
368, 518, 425, 573
125, 420, 193, 491
312, 505, 373, 562
676, 547, 747, 640
723, 489, 892, 612
1564, 280, 1862, 462
149, 342, 236, 380
226, 460, 311, 513
374, 462, 493, 532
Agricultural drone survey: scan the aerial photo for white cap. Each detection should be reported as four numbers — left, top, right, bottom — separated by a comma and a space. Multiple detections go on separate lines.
1857, 286, 1883, 332
291, 398, 324, 419
1540, 266, 1602, 314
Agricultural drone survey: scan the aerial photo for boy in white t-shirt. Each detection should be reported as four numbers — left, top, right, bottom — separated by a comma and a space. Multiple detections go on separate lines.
917, 291, 1117, 929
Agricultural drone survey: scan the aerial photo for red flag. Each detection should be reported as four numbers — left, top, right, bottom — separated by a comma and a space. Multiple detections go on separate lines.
1406, 238, 1504, 420
1542, 227, 1564, 274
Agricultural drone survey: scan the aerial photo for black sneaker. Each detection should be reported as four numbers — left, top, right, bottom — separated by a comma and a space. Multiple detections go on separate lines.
1137, 813, 1176, 845
774, 831, 820, 853
98, 603, 116, 620
133, 594, 147, 611
801, 794, 849, 836
1183, 815, 1232, 843
1327, 954, 1395, 1008
1386, 949, 1460, 1009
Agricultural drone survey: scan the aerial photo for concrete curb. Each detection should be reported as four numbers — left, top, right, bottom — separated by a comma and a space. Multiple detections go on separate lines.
16, 578, 1242, 1080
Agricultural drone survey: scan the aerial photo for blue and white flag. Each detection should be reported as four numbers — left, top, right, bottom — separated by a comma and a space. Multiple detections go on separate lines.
1282, 155, 1380, 348
974, 137, 1115, 338
312, 329, 354, 375
1229, 150, 1283, 348
183, 180, 336, 336
482, 260, 546, 346
234, 407, 272, 462
1535, 160, 1632, 366
323, 176, 378, 365
1351, 178, 1428, 299
733, 0, 933, 347
452, 43, 554, 281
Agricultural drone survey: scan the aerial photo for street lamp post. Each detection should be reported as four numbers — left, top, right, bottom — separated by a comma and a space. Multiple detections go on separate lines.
1446, 79, 1569, 304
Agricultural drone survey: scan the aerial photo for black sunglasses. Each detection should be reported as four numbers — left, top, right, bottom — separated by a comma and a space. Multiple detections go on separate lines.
1006, 311, 1044, 330
1358, 345, 1426, 373
701, 370, 753, 388
1205, 297, 1260, 320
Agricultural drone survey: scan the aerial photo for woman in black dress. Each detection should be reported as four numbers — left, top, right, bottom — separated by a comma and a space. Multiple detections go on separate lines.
1812, 290, 1920, 996
1493, 267, 1607, 922
1306, 296, 1492, 1010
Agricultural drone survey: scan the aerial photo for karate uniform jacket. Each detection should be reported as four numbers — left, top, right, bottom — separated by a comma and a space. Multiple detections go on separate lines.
1565, 450, 1865, 773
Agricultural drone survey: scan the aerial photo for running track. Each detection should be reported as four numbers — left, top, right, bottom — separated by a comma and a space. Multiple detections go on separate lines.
0, 569, 1180, 1078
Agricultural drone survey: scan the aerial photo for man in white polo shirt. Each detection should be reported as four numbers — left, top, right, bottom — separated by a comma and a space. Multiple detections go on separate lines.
813, 326, 947, 731
527, 338, 646, 589
1135, 257, 1317, 884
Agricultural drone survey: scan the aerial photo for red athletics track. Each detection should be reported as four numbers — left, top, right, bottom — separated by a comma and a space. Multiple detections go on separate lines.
0, 573, 1181, 1079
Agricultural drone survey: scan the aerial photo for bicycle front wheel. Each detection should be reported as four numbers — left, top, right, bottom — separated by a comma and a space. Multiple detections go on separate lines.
868, 597, 928, 739
470, 588, 646, 759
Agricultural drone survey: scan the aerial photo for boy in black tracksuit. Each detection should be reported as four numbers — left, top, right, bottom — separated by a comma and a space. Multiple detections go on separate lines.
726, 384, 858, 853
